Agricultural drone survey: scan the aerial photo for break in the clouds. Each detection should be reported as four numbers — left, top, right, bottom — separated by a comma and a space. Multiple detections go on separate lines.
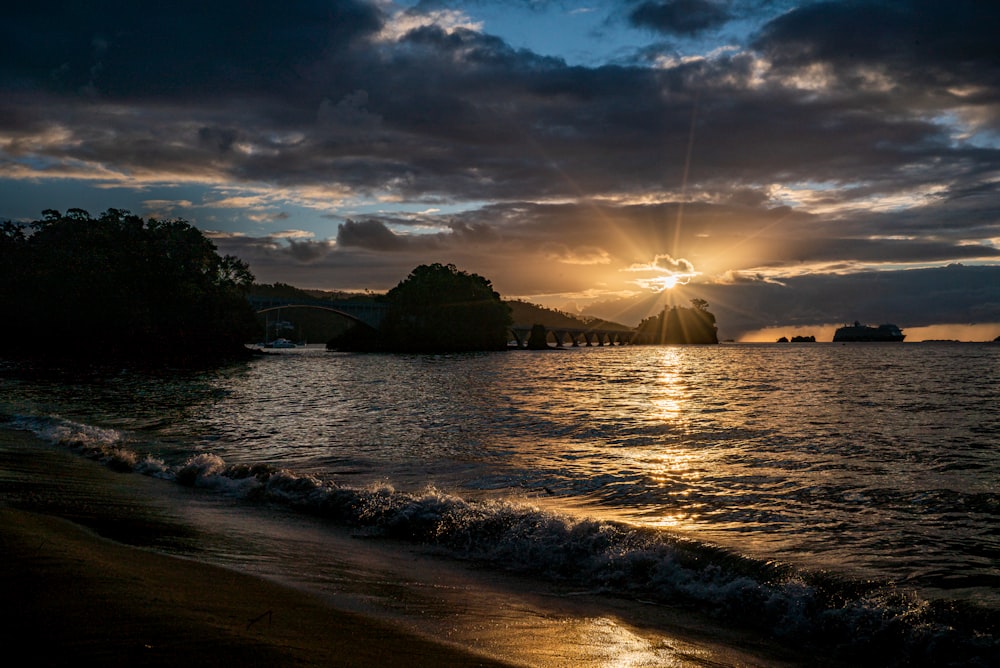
2, 0, 999, 339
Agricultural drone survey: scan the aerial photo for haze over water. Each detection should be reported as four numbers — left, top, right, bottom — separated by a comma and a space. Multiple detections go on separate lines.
3, 342, 998, 664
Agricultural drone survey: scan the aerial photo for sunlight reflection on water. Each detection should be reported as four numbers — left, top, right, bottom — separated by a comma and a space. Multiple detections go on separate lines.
4, 342, 998, 601
193, 347, 989, 577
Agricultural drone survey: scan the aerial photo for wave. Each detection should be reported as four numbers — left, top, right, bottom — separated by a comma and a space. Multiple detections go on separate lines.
8, 414, 998, 666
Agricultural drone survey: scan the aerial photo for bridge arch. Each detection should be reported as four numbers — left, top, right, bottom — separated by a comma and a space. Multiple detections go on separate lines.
247, 296, 388, 330
508, 324, 635, 349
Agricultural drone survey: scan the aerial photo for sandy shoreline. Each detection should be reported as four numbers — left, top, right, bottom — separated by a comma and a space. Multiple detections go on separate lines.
1, 508, 518, 667
0, 429, 513, 667
0, 427, 823, 667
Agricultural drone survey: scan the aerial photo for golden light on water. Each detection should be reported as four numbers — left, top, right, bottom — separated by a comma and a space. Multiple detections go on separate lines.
651, 347, 688, 420
515, 616, 718, 667
614, 348, 710, 532
650, 391, 683, 421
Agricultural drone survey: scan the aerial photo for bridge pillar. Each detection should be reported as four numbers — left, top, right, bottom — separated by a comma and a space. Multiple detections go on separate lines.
510, 328, 527, 349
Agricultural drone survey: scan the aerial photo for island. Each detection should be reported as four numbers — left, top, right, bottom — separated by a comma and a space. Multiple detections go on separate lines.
327, 263, 512, 353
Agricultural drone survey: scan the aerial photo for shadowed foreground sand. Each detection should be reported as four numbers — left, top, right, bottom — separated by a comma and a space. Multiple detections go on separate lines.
0, 507, 514, 667
0, 426, 513, 667
0, 430, 818, 668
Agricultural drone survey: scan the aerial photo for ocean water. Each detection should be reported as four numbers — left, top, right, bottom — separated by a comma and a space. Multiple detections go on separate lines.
2, 343, 998, 665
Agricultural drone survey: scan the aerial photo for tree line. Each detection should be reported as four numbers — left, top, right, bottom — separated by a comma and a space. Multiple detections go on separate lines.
0, 209, 258, 365
1, 207, 719, 363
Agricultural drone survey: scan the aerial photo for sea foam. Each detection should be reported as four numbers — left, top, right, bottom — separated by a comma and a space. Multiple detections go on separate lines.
11, 414, 998, 667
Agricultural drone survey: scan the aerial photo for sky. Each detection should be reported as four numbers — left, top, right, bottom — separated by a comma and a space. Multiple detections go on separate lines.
2, 0, 999, 341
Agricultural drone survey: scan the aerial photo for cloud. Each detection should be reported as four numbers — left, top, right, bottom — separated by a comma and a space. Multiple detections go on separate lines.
4, 1, 994, 218
286, 238, 335, 264
0, 1, 383, 97
653, 254, 696, 274
334, 218, 446, 252
336, 219, 406, 250
270, 229, 313, 239
541, 243, 612, 265
623, 253, 699, 290
141, 199, 193, 214
376, 7, 483, 42
628, 0, 731, 36
752, 0, 1000, 108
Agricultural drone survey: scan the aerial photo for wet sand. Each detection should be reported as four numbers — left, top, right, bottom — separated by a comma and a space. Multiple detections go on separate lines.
0, 430, 512, 667
0, 428, 817, 667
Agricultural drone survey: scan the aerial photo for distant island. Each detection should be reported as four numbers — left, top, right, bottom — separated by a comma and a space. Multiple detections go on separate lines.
327, 263, 511, 353
633, 299, 719, 344
777, 335, 816, 343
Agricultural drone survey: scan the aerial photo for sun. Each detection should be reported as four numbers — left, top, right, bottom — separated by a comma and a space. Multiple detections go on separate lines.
629, 272, 682, 291
622, 254, 699, 292
658, 274, 680, 290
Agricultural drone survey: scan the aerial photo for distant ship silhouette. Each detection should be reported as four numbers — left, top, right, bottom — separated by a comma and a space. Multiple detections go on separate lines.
833, 321, 905, 342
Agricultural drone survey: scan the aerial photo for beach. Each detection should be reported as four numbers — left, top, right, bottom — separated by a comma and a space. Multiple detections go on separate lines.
3, 344, 996, 666
0, 427, 816, 668
0, 430, 513, 667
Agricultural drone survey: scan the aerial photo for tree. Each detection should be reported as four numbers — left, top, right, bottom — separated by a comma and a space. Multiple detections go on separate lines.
331, 263, 511, 352
0, 208, 259, 365
634, 299, 719, 344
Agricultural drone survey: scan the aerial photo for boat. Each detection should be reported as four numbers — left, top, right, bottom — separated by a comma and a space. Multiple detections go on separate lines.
833, 321, 905, 342
263, 338, 297, 348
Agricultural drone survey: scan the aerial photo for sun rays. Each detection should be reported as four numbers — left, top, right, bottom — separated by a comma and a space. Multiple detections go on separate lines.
622, 253, 699, 293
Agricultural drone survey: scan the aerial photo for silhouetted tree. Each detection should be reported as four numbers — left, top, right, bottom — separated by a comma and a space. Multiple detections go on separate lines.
330, 263, 511, 352
634, 299, 719, 344
0, 208, 258, 364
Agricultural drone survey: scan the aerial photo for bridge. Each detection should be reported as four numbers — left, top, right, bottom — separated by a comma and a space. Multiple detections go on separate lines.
247, 296, 388, 329
509, 325, 634, 348
247, 296, 635, 347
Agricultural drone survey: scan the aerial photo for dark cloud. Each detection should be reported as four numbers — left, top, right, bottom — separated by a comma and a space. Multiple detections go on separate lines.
335, 218, 445, 252
0, 1, 382, 97
4, 1, 994, 210
628, 0, 731, 36
753, 1, 1000, 107
197, 126, 241, 153
336, 219, 409, 251
286, 237, 335, 264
